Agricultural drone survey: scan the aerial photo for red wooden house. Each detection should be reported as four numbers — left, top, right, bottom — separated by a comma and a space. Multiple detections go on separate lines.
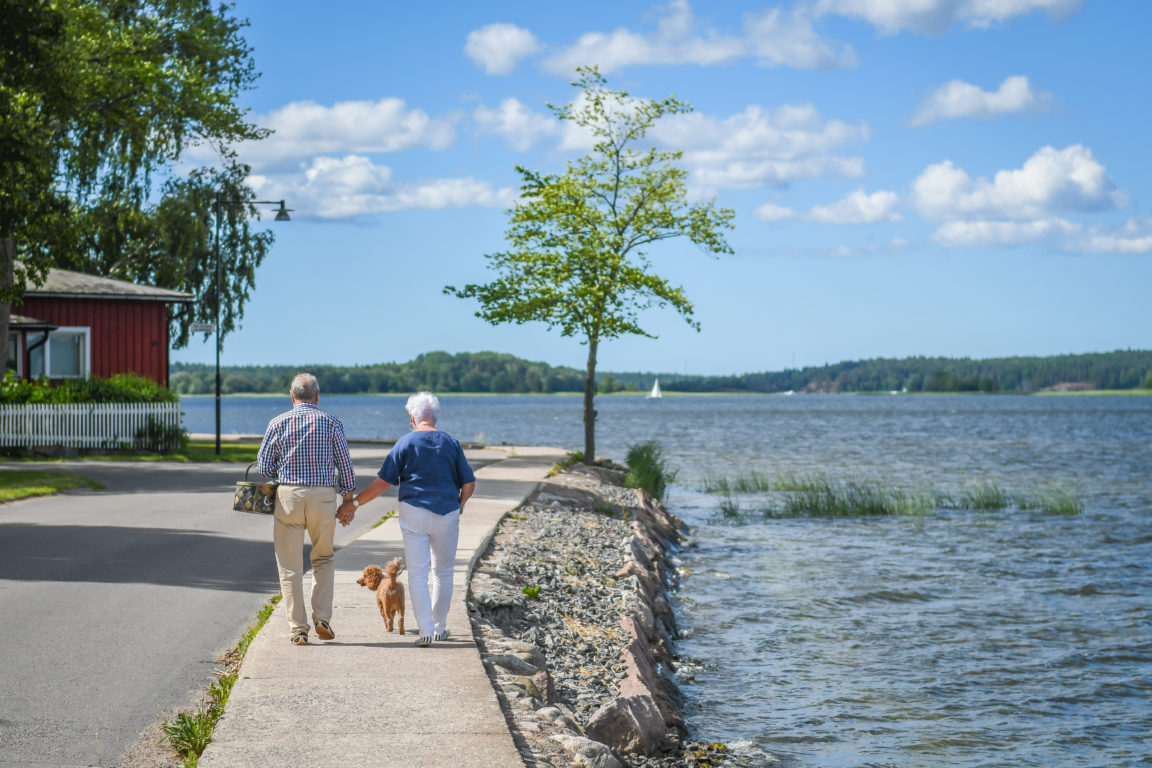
8, 266, 193, 386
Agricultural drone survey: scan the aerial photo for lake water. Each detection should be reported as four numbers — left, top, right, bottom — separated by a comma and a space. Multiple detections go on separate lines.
182, 393, 1152, 767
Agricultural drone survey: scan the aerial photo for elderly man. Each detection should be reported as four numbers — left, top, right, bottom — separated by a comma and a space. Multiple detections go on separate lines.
257, 373, 356, 646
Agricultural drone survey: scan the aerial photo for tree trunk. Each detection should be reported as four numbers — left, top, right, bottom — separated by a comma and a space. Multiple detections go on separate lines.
583, 336, 598, 463
0, 238, 13, 376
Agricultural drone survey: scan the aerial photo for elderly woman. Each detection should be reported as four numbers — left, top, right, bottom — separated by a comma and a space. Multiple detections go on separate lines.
338, 391, 476, 647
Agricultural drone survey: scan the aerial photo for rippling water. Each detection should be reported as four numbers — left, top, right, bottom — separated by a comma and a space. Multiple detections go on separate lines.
183, 393, 1152, 767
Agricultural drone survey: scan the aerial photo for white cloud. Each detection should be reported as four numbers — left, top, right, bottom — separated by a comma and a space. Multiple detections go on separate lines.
744, 7, 858, 69
654, 104, 868, 188
911, 75, 1050, 125
815, 0, 1083, 35
933, 218, 1081, 246
474, 98, 559, 150
249, 155, 515, 220
543, 0, 745, 74
911, 145, 1123, 221
541, 0, 853, 75
810, 188, 902, 223
465, 23, 542, 75
471, 96, 867, 190
755, 188, 902, 223
754, 202, 799, 221
235, 99, 456, 169
1077, 217, 1152, 254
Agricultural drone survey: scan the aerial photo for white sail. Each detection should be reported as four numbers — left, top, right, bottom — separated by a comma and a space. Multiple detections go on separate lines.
649, 378, 662, 399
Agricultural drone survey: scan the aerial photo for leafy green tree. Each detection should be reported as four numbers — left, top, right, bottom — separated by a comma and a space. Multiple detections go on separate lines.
1, 0, 271, 357
447, 68, 734, 462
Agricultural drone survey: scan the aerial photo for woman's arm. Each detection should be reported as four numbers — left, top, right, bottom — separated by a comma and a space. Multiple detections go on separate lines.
336, 476, 392, 526
458, 481, 476, 516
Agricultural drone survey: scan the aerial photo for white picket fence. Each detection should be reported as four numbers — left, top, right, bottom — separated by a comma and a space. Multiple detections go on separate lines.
0, 402, 183, 450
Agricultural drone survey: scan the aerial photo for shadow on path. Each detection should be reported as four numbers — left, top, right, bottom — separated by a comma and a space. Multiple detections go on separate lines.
0, 523, 278, 592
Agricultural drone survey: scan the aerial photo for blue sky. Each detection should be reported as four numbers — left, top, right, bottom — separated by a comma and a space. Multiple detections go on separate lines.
173, 0, 1151, 376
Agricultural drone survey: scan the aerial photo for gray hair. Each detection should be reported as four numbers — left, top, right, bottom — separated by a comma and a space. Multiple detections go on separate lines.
406, 391, 440, 425
290, 373, 319, 401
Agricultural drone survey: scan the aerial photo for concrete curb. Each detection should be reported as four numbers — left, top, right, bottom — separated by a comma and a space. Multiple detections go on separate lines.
197, 446, 567, 768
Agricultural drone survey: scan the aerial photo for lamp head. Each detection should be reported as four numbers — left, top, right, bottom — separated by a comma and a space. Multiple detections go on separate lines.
274, 201, 292, 222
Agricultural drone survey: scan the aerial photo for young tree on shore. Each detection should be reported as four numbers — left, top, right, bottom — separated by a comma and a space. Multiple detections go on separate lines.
0, 0, 273, 359
447, 68, 734, 463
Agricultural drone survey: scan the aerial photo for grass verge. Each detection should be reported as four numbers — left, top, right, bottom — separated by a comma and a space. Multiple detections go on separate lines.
162, 595, 281, 767
0, 469, 103, 501
546, 450, 584, 477
3, 440, 260, 464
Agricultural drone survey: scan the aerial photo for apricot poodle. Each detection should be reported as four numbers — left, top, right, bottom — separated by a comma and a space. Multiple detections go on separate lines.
357, 557, 405, 635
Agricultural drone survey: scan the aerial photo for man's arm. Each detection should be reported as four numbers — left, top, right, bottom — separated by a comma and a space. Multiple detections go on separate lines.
256, 422, 279, 478
332, 422, 356, 496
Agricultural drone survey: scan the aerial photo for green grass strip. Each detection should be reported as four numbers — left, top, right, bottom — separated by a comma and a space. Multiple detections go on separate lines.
0, 470, 103, 501
5, 441, 260, 464
162, 595, 281, 766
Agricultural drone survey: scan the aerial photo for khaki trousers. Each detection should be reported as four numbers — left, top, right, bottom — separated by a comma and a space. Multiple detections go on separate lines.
273, 484, 338, 636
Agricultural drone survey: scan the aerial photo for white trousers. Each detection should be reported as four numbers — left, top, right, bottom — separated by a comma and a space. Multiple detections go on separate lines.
397, 501, 461, 636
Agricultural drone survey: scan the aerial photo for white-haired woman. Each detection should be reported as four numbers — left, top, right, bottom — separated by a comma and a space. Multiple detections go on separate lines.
338, 391, 476, 647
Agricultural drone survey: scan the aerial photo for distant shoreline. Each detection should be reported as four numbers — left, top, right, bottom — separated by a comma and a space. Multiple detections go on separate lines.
177, 389, 1152, 398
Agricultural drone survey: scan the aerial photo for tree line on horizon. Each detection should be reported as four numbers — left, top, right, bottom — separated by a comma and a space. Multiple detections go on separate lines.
170, 349, 1152, 396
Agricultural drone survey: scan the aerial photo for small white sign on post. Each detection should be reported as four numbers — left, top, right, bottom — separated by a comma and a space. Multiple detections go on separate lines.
191, 322, 216, 333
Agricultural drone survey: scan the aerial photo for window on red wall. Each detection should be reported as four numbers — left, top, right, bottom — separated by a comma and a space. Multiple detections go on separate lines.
29, 327, 90, 379
6, 332, 18, 376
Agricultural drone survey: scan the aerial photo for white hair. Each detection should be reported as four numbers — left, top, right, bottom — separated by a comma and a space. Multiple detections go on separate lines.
406, 391, 440, 425
290, 373, 319, 401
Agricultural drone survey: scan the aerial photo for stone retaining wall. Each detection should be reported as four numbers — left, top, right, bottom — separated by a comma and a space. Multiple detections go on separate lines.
467, 462, 727, 768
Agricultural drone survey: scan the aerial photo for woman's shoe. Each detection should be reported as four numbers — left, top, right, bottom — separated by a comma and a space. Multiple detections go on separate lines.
433, 629, 451, 641
414, 636, 432, 647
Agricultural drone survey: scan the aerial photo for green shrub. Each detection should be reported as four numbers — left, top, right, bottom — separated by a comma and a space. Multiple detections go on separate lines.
624, 441, 678, 500
134, 416, 189, 453
0, 371, 178, 404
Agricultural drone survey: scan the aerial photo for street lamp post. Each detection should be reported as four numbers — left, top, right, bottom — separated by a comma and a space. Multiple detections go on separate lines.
213, 196, 291, 456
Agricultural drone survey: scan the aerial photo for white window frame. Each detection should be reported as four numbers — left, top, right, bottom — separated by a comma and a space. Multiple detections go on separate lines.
7, 332, 21, 378
30, 326, 91, 379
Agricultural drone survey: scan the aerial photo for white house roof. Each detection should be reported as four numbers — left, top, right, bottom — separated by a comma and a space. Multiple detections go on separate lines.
20, 264, 194, 303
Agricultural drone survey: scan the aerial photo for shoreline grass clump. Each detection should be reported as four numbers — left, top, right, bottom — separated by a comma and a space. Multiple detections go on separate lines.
702, 471, 1085, 520
162, 595, 280, 766
1016, 484, 1084, 515
779, 477, 936, 518
624, 441, 678, 501
959, 479, 1009, 511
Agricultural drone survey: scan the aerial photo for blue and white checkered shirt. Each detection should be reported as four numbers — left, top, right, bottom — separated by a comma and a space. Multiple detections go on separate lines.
257, 402, 356, 494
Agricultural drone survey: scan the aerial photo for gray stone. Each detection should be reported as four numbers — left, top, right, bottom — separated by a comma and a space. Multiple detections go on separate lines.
551, 734, 622, 768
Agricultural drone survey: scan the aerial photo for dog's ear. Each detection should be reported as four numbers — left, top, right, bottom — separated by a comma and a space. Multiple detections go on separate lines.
359, 565, 383, 588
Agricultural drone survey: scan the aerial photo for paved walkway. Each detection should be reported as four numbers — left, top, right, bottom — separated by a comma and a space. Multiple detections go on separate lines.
198, 446, 566, 768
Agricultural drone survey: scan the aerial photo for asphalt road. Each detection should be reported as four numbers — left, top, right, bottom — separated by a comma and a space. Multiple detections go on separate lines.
0, 444, 499, 767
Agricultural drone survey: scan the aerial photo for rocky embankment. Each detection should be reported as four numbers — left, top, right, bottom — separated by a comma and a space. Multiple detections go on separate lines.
467, 462, 728, 768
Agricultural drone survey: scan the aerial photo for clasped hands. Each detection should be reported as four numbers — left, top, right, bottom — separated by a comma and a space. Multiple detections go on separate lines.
336, 498, 358, 527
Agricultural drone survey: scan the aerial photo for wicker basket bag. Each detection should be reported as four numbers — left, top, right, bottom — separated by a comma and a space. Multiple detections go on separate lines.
233, 462, 278, 514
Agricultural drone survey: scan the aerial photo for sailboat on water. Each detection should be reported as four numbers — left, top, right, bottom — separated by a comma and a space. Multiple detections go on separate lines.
648, 378, 662, 399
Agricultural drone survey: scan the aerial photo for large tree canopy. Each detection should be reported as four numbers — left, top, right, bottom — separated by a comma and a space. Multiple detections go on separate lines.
448, 67, 735, 462
1, 0, 272, 350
